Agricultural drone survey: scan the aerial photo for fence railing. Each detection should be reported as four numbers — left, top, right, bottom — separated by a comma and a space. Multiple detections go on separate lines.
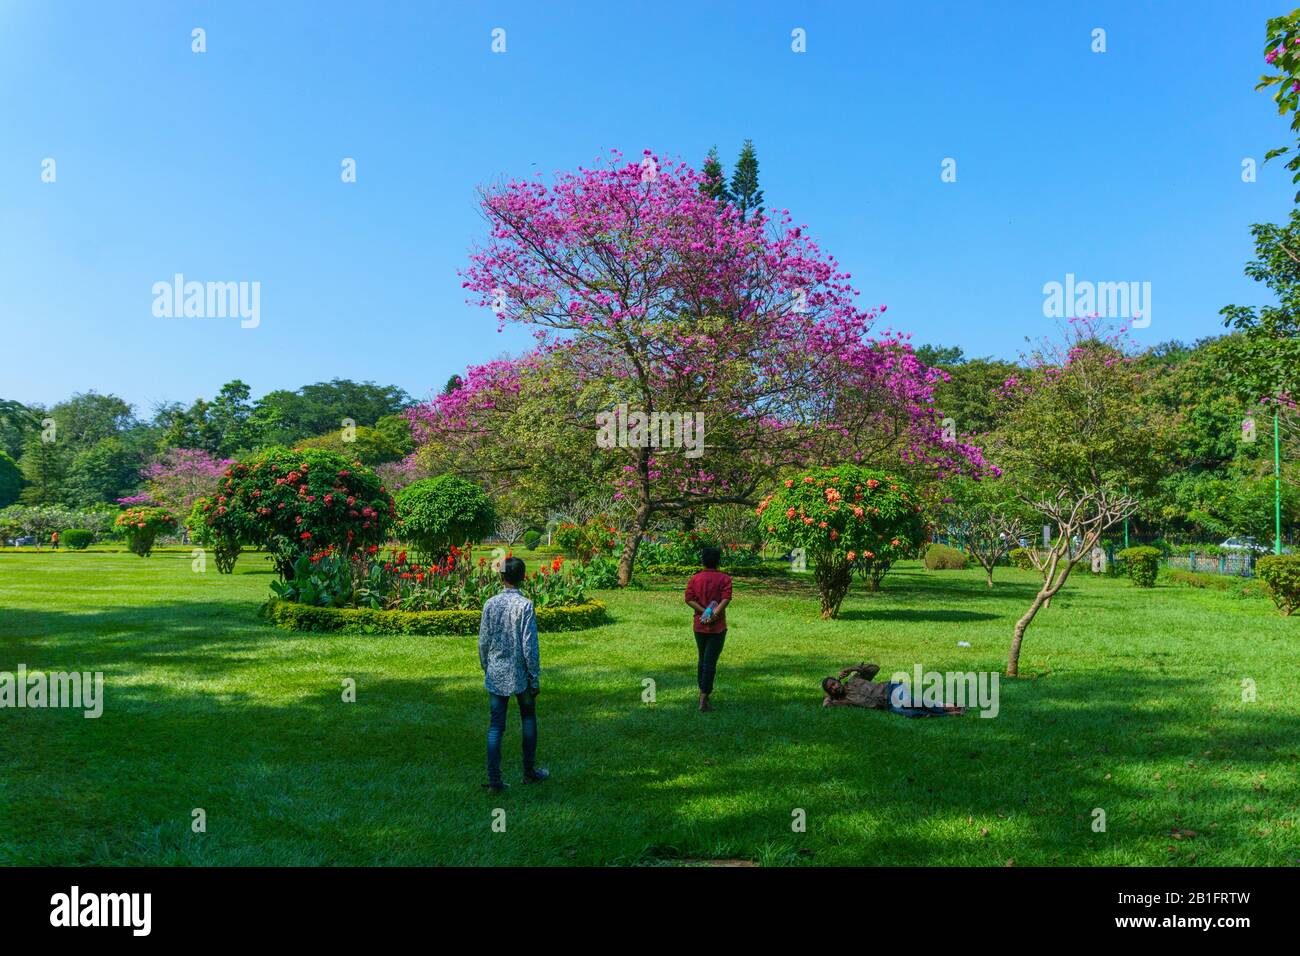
932, 534, 1260, 579
1165, 551, 1256, 578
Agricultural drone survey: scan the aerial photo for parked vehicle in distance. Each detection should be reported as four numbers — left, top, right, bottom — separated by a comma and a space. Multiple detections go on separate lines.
1220, 536, 1270, 554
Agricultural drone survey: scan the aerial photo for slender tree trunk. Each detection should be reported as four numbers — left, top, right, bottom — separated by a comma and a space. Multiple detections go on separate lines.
986, 565, 994, 588
1008, 555, 1075, 675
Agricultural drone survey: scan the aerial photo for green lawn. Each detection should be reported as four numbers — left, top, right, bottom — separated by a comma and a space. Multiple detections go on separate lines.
1, 550, 1297, 866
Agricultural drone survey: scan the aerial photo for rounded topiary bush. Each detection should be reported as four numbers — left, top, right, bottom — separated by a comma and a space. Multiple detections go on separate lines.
1255, 554, 1300, 616
395, 475, 496, 563
924, 542, 969, 570
115, 507, 177, 557
61, 529, 94, 550
523, 529, 541, 550
1117, 546, 1161, 588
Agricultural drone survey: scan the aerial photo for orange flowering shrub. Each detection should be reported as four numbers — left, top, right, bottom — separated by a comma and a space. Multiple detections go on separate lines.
757, 465, 925, 618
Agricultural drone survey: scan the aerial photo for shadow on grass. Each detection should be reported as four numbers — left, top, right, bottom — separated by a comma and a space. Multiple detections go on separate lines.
4, 598, 1297, 865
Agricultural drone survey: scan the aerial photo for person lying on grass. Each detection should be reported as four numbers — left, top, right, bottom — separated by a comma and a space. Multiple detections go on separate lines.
821, 663, 965, 717
478, 556, 550, 793
685, 546, 732, 712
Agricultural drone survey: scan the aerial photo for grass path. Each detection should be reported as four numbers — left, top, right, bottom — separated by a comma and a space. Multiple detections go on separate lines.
1, 551, 1296, 866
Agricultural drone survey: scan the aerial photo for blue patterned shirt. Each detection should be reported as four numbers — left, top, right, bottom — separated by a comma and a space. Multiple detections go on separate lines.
478, 587, 540, 696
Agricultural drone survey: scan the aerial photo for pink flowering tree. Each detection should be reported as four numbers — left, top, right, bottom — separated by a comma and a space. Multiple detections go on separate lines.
140, 448, 233, 518
437, 150, 987, 585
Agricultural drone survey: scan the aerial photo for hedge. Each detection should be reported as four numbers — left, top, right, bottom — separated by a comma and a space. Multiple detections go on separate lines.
1165, 568, 1266, 597
1117, 546, 1161, 588
924, 543, 968, 570
635, 562, 789, 578
60, 529, 94, 550
260, 597, 609, 636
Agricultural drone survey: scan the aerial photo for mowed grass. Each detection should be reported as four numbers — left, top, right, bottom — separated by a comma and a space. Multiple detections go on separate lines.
1, 550, 1297, 867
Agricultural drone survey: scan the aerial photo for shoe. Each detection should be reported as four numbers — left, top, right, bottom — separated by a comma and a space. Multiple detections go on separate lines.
523, 767, 550, 784
482, 780, 509, 793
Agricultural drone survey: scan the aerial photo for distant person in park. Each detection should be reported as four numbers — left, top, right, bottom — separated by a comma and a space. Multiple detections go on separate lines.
50, 531, 59, 549
478, 556, 549, 792
685, 546, 732, 712
821, 663, 965, 717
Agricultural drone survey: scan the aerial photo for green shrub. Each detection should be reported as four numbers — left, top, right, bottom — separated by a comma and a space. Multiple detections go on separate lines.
60, 529, 94, 550
260, 597, 609, 635
1008, 548, 1034, 571
554, 519, 619, 564
1255, 555, 1300, 616
581, 555, 621, 589
523, 529, 541, 550
1117, 546, 1161, 588
395, 476, 495, 563
924, 543, 969, 570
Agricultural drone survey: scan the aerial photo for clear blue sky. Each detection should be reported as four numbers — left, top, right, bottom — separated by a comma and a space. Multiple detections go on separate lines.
1, 0, 1293, 413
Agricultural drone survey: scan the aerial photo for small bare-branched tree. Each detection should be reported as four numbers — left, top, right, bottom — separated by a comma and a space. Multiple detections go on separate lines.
944, 477, 1032, 588
494, 515, 530, 547
1007, 487, 1138, 676
953, 507, 1030, 588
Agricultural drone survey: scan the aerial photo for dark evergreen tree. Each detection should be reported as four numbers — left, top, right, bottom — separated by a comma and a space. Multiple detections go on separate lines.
730, 139, 764, 222
700, 147, 732, 204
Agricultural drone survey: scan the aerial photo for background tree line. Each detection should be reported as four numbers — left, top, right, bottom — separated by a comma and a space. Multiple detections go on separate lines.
0, 379, 415, 513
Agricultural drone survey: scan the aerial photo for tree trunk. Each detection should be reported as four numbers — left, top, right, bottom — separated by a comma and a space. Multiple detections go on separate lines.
1008, 588, 1047, 676
616, 504, 651, 587
986, 568, 994, 588
1008, 555, 1075, 675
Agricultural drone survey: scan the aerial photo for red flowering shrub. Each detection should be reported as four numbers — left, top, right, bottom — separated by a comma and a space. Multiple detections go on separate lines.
114, 506, 177, 557
187, 496, 248, 574
216, 447, 395, 578
757, 465, 926, 618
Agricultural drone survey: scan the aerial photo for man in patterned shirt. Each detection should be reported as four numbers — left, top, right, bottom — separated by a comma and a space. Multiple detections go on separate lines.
478, 557, 549, 792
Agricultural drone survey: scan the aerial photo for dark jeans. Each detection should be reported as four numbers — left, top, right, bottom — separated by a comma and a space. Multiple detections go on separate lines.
486, 691, 537, 784
693, 630, 726, 694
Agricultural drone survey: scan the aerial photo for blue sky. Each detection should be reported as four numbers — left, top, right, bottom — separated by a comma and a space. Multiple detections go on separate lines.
0, 0, 1293, 413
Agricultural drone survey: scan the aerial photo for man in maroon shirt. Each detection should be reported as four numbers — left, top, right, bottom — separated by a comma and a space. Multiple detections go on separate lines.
684, 546, 732, 712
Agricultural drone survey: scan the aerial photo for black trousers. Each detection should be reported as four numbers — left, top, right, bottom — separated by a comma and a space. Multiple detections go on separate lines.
693, 630, 727, 694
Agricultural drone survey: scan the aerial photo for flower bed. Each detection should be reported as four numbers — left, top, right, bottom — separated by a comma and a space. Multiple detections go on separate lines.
260, 597, 609, 636
271, 545, 591, 610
